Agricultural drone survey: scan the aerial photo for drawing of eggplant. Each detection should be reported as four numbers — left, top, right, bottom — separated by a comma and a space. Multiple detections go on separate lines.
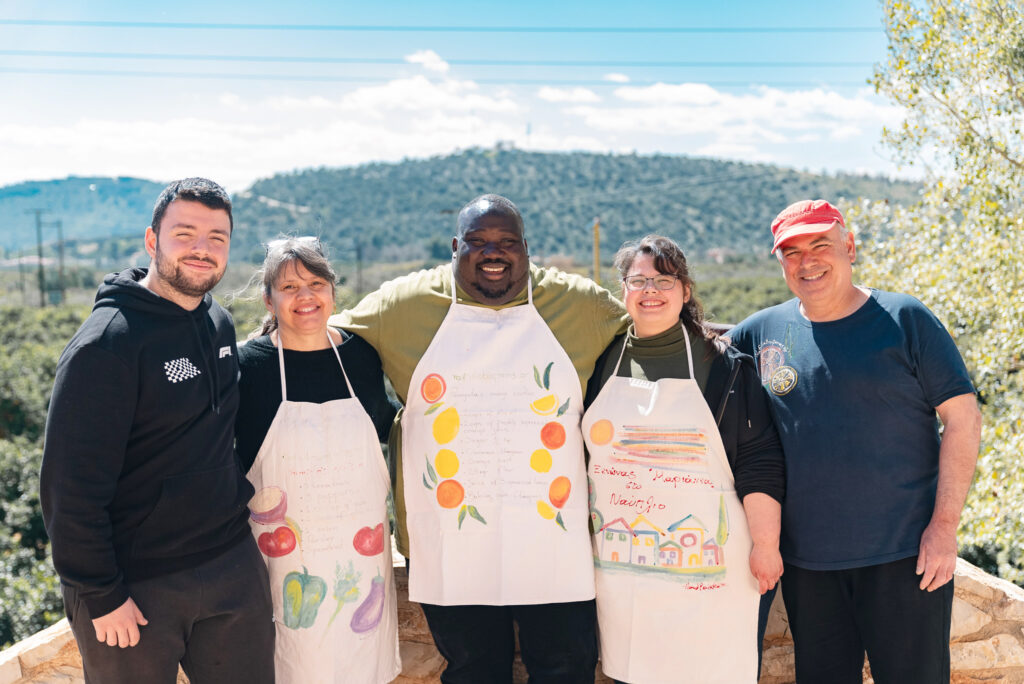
349, 570, 386, 634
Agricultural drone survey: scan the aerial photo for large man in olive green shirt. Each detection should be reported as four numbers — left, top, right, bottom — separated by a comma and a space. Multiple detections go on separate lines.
330, 194, 627, 683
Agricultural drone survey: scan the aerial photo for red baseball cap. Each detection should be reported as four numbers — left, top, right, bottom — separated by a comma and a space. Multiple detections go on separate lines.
770, 199, 845, 253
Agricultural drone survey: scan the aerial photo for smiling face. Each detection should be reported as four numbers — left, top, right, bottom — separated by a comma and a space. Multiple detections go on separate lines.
144, 199, 231, 308
777, 222, 862, 321
452, 211, 530, 305
622, 252, 691, 338
264, 259, 335, 348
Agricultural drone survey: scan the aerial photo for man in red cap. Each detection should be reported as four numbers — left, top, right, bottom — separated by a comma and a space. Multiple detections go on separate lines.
729, 199, 981, 683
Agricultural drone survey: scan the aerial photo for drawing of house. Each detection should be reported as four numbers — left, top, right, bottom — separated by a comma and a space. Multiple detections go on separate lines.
598, 517, 635, 563
703, 538, 724, 566
667, 514, 711, 567
658, 539, 684, 568
630, 515, 667, 567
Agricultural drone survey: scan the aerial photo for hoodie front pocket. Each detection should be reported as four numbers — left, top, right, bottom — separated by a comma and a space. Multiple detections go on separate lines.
130, 463, 245, 561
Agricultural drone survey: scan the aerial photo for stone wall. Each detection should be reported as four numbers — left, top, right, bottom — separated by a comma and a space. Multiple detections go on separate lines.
4, 559, 1022, 684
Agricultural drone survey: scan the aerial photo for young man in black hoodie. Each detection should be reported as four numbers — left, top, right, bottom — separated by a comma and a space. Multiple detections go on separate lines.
41, 178, 274, 683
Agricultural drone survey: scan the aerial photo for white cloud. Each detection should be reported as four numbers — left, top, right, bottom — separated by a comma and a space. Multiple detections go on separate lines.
536, 87, 601, 103
604, 73, 630, 83
405, 49, 450, 74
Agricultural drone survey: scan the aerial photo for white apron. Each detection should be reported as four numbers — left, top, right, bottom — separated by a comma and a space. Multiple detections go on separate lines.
583, 326, 759, 683
247, 332, 401, 684
402, 270, 594, 605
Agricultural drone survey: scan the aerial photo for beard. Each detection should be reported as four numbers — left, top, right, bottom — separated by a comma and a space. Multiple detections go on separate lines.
154, 248, 224, 298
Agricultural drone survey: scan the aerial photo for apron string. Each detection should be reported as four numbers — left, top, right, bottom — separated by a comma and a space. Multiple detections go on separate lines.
327, 330, 357, 398
612, 323, 695, 379
274, 330, 357, 400
275, 332, 288, 401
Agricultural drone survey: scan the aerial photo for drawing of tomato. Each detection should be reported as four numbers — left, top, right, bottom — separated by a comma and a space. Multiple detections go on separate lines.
258, 525, 296, 557
282, 567, 328, 630
352, 523, 385, 556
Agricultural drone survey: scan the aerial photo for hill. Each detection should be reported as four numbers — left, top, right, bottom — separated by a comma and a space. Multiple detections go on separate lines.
229, 148, 919, 264
0, 177, 165, 252
0, 149, 918, 265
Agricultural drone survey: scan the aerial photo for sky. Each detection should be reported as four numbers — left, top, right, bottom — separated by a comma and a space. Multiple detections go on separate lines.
0, 0, 908, 191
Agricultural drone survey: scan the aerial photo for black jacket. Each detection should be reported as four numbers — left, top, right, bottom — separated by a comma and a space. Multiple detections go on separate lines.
41, 268, 252, 618
585, 333, 785, 503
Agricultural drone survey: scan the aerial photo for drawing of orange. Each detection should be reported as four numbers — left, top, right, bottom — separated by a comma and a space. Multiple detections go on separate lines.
530, 394, 559, 416
540, 422, 566, 449
435, 449, 459, 478
549, 476, 571, 509
436, 480, 465, 509
589, 419, 614, 446
530, 449, 552, 473
421, 373, 446, 403
536, 500, 556, 520
432, 407, 460, 444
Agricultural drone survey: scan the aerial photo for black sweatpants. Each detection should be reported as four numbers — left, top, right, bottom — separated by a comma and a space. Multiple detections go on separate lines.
63, 537, 275, 684
781, 556, 953, 684
419, 599, 598, 684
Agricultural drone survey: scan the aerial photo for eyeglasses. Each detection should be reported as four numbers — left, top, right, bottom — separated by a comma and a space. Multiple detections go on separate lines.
623, 274, 679, 291
266, 235, 322, 253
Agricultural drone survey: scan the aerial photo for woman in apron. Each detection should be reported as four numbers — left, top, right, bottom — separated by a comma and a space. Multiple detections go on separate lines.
583, 234, 785, 684
235, 236, 401, 683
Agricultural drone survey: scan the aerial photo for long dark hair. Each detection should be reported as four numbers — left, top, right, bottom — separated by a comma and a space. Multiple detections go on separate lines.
253, 236, 337, 337
613, 234, 716, 343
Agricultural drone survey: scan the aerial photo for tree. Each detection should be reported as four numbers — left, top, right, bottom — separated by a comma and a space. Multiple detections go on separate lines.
848, 0, 1024, 581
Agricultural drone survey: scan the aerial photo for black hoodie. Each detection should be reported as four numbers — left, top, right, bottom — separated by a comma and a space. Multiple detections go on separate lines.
41, 268, 253, 618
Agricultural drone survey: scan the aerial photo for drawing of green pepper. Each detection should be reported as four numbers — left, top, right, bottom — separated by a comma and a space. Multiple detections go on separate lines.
282, 566, 327, 629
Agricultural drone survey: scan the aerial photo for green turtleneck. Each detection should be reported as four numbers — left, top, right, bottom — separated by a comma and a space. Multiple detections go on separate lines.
594, 323, 714, 393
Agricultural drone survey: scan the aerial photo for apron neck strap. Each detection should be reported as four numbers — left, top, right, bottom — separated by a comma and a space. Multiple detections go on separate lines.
275, 330, 356, 401
448, 264, 534, 306
612, 323, 696, 378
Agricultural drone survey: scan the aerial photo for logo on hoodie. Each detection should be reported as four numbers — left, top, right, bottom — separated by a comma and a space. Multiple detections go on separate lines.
164, 357, 202, 384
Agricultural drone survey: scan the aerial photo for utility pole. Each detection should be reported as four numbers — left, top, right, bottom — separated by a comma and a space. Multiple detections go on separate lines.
592, 217, 601, 283
44, 220, 66, 304
355, 240, 364, 298
27, 209, 47, 307
17, 248, 26, 305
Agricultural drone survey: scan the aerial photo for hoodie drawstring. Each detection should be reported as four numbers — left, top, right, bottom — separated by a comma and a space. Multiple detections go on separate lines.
188, 312, 221, 414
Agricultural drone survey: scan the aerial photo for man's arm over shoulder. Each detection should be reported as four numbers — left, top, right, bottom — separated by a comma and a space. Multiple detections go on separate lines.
329, 286, 388, 354
41, 342, 136, 618
917, 391, 981, 591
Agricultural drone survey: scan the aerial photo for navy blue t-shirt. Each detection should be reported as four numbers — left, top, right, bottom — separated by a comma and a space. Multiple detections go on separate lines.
730, 289, 974, 570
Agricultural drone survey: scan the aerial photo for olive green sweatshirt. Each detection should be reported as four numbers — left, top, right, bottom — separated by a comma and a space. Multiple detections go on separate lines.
329, 262, 629, 555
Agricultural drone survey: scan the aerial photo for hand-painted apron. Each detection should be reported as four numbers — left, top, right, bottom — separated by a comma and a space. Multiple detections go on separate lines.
247, 332, 401, 684
583, 326, 759, 683
402, 270, 594, 605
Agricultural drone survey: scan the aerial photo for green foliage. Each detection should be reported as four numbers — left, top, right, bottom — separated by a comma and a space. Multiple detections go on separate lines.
0, 307, 89, 441
0, 308, 87, 646
853, 0, 1024, 582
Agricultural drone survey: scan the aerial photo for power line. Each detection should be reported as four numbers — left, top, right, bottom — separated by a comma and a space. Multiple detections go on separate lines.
0, 49, 874, 68
0, 19, 882, 33
0, 67, 869, 88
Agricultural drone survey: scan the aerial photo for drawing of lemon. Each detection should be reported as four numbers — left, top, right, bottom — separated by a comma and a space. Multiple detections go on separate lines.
436, 480, 465, 509
589, 419, 614, 446
530, 448, 552, 473
530, 394, 559, 416
432, 407, 460, 444
536, 500, 556, 520
435, 449, 459, 478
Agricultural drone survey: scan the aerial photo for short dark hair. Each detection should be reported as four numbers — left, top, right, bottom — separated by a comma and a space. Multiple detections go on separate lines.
456, 194, 525, 239
151, 177, 233, 234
